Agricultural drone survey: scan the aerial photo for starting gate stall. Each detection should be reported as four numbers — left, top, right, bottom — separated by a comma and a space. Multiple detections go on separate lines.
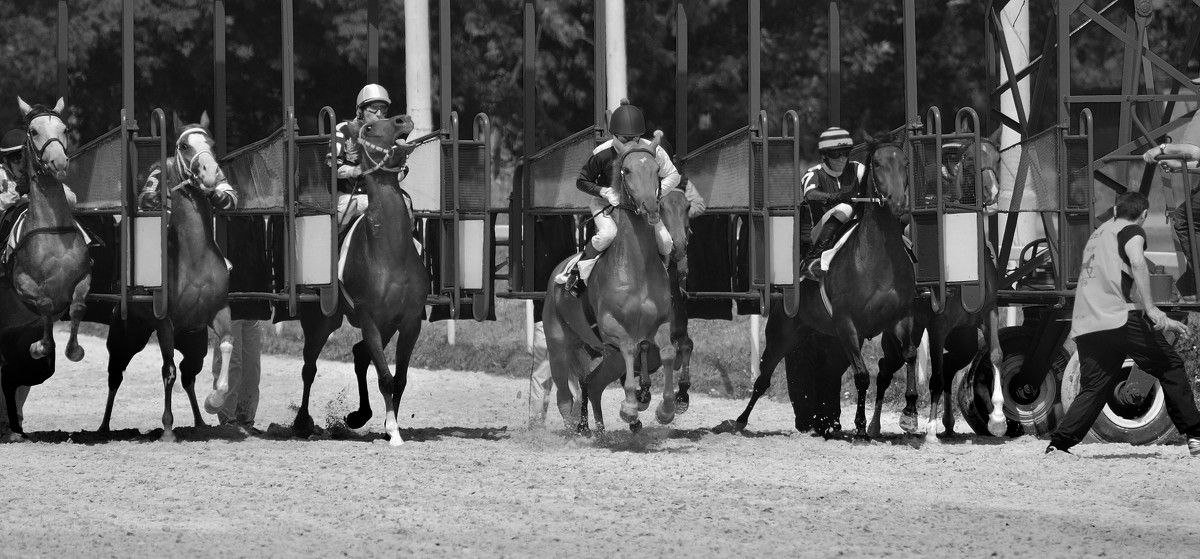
982, 0, 1183, 442
213, 0, 494, 323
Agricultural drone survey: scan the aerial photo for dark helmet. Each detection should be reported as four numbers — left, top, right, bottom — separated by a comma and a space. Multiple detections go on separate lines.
0, 129, 24, 155
610, 99, 645, 137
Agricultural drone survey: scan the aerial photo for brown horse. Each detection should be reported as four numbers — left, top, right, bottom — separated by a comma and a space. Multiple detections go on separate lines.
99, 113, 235, 442
0, 97, 91, 439
545, 135, 674, 433
572, 187, 695, 433
294, 115, 425, 446
724, 140, 916, 439
879, 136, 1006, 441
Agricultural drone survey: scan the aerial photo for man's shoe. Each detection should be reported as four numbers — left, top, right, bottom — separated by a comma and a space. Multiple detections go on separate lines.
1044, 444, 1078, 459
1188, 437, 1200, 457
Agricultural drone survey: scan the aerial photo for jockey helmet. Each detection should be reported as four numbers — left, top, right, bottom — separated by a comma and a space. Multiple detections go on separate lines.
610, 99, 645, 137
356, 84, 391, 109
0, 129, 23, 155
817, 127, 853, 153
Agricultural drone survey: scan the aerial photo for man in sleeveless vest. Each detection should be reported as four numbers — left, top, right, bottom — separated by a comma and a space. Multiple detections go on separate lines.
1045, 191, 1200, 457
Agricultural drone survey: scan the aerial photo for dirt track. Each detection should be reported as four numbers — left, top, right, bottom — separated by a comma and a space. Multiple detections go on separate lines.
2, 333, 1199, 558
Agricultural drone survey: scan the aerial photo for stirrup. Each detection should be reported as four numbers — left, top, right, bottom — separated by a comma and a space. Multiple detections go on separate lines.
565, 270, 585, 298
800, 258, 825, 281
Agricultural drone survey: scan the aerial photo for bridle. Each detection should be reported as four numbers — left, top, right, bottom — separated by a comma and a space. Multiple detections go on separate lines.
357, 125, 423, 179
866, 142, 908, 207
613, 145, 660, 215
171, 126, 216, 193
958, 138, 1000, 206
23, 109, 68, 177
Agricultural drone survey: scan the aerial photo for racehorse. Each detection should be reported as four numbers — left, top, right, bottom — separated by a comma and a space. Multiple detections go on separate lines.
573, 186, 695, 433
99, 113, 235, 442
294, 114, 426, 446
545, 133, 674, 433
879, 136, 1007, 441
724, 140, 916, 439
0, 97, 91, 439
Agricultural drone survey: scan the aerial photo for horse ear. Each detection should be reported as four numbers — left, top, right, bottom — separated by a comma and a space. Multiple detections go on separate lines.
53, 97, 65, 113
18, 96, 31, 116
172, 112, 185, 135
650, 130, 663, 152
200, 111, 211, 131
988, 127, 1002, 145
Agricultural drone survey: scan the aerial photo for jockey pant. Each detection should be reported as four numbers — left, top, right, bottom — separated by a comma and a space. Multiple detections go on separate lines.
809, 202, 855, 251
211, 320, 263, 427
338, 193, 369, 228
528, 321, 552, 424
587, 196, 673, 257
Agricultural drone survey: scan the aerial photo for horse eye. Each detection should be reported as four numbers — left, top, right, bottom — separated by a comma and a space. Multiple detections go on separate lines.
28, 128, 37, 137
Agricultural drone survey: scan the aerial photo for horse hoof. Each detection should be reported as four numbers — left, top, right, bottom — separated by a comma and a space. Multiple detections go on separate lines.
674, 394, 690, 414
636, 387, 651, 411
899, 412, 919, 434
1005, 419, 1025, 438
655, 406, 675, 425
5, 431, 28, 442
203, 393, 225, 415
160, 430, 177, 443
293, 413, 315, 438
345, 410, 372, 430
388, 434, 405, 447
29, 342, 47, 360
852, 433, 871, 443
629, 420, 643, 433
66, 345, 84, 362
987, 418, 1007, 437
619, 407, 638, 424
712, 419, 745, 434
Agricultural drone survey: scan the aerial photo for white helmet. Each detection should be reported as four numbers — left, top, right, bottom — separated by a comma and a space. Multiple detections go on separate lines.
817, 127, 853, 153
356, 84, 391, 109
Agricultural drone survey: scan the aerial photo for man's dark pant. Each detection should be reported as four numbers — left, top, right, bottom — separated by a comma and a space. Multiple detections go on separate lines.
1050, 311, 1200, 450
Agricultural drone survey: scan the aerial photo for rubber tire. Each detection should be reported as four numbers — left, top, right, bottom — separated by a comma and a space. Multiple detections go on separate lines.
954, 351, 992, 436
956, 326, 1068, 437
1060, 352, 1179, 445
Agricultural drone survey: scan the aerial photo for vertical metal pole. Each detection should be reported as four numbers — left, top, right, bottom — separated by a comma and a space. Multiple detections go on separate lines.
903, 0, 917, 126
368, 0, 380, 83
283, 0, 298, 315
828, 0, 840, 128
57, 1, 68, 103
214, 0, 227, 157
748, 0, 760, 128
675, 0, 687, 157
595, 0, 607, 130
440, 0, 451, 130
122, 0, 134, 123
1058, 1, 1070, 128
519, 0, 536, 293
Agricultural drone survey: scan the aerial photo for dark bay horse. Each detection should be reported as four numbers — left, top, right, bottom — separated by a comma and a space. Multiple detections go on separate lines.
295, 115, 426, 446
545, 134, 674, 433
725, 141, 916, 439
879, 137, 1006, 441
0, 97, 91, 439
99, 113, 235, 442
572, 187, 695, 432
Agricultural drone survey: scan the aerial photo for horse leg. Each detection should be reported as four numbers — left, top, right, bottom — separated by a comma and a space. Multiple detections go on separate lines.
387, 320, 422, 447
939, 327, 978, 438
29, 318, 55, 361
726, 313, 801, 431
64, 273, 91, 362
296, 310, 339, 437
656, 340, 678, 425
204, 307, 234, 414
984, 309, 1007, 436
2, 379, 26, 441
156, 323, 179, 442
100, 316, 154, 432
635, 343, 654, 412
875, 331, 905, 437
831, 320, 870, 439
177, 329, 209, 428
618, 343, 642, 425
673, 331, 694, 414
925, 331, 948, 444
344, 340, 374, 429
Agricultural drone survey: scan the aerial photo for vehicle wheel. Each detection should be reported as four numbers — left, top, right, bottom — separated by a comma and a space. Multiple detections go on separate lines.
1060, 352, 1179, 445
956, 326, 1067, 437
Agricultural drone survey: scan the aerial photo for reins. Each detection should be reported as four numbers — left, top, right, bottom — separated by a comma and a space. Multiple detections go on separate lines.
357, 128, 441, 179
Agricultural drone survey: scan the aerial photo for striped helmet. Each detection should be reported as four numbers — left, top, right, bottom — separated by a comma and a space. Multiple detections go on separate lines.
817, 127, 853, 153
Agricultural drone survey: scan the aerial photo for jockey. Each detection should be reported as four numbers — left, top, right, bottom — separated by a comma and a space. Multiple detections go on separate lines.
941, 141, 965, 182
557, 99, 681, 296
0, 128, 78, 213
800, 126, 865, 279
136, 160, 238, 211
334, 83, 412, 232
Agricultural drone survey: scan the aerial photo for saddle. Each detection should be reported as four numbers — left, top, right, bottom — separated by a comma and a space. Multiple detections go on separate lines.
799, 217, 859, 281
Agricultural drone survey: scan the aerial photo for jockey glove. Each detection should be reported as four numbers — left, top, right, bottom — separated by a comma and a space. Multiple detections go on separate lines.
832, 191, 853, 204
209, 188, 236, 210
600, 187, 621, 207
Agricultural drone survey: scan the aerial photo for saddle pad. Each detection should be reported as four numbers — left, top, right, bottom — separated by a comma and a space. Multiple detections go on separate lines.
337, 215, 366, 310
798, 223, 860, 286
554, 253, 585, 285
3, 209, 93, 263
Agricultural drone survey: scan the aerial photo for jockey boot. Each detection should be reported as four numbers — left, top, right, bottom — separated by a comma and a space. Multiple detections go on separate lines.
565, 243, 603, 298
801, 221, 842, 280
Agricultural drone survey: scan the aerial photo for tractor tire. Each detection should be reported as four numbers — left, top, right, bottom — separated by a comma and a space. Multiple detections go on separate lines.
1060, 352, 1179, 446
957, 326, 1068, 437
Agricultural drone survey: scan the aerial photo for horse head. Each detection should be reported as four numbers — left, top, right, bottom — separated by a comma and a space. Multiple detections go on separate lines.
956, 138, 1001, 212
866, 140, 910, 223
611, 130, 663, 219
18, 96, 68, 180
349, 114, 418, 179
172, 112, 221, 194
